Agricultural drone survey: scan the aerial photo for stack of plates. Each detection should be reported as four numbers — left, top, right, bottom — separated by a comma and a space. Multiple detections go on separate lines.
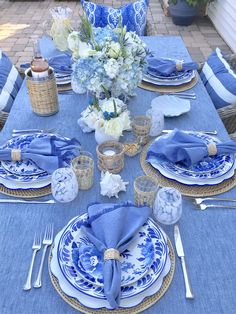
50, 214, 171, 310
0, 133, 74, 195
55, 73, 72, 92
147, 132, 236, 186
143, 60, 196, 87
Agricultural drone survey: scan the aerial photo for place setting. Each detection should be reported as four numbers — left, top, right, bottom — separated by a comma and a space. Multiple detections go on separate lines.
48, 201, 176, 313
141, 129, 236, 197
0, 130, 81, 198
139, 56, 199, 93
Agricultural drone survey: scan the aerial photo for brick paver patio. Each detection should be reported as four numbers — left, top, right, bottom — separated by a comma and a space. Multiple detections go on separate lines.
0, 0, 233, 68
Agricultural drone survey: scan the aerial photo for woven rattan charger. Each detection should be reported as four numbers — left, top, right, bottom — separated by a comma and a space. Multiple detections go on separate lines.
139, 73, 198, 93
0, 183, 51, 198
48, 238, 175, 314
140, 140, 236, 197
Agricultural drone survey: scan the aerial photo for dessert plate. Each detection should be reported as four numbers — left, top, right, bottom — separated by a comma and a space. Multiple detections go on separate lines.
57, 214, 168, 299
151, 95, 191, 117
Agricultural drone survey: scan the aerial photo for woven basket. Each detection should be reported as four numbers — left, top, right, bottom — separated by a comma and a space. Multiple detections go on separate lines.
26, 68, 59, 116
96, 141, 124, 173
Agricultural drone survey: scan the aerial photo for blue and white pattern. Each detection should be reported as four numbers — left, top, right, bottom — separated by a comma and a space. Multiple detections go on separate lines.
200, 48, 236, 109
148, 132, 235, 182
0, 51, 22, 112
1, 133, 74, 177
143, 70, 195, 86
81, 0, 149, 36
57, 214, 168, 299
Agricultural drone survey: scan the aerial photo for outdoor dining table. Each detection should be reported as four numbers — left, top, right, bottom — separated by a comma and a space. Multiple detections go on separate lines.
0, 36, 235, 314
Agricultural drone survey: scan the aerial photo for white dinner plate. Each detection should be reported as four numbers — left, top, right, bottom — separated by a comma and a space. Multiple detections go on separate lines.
151, 95, 191, 117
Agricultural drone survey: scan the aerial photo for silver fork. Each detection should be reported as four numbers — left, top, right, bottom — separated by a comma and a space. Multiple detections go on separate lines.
12, 128, 56, 136
34, 224, 54, 288
196, 203, 236, 211
23, 233, 41, 291
194, 197, 236, 205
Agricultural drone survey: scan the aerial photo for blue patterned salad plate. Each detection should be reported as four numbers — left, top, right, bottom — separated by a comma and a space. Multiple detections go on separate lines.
57, 214, 168, 299
1, 133, 74, 178
147, 132, 236, 186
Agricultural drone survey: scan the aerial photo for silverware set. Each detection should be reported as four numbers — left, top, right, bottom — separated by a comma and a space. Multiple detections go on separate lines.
192, 197, 236, 210
12, 128, 56, 136
163, 92, 196, 100
23, 224, 54, 290
162, 129, 218, 136
174, 225, 194, 299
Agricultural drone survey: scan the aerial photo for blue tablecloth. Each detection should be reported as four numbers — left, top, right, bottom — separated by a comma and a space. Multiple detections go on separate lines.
0, 36, 235, 314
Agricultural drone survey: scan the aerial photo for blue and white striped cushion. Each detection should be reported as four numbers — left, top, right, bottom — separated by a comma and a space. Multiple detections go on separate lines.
200, 48, 236, 109
0, 51, 23, 112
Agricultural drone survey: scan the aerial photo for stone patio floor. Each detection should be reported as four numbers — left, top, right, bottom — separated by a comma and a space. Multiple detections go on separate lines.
0, 0, 233, 68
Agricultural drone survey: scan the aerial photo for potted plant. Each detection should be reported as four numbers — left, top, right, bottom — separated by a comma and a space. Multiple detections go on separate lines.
168, 0, 214, 26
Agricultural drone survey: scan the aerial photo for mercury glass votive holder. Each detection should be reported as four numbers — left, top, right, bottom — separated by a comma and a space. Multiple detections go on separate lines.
132, 115, 152, 145
134, 175, 159, 208
71, 151, 94, 190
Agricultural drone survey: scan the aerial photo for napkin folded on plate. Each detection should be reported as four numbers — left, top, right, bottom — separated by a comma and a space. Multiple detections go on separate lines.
0, 135, 80, 174
82, 203, 151, 309
147, 56, 199, 76
20, 54, 72, 75
146, 129, 236, 167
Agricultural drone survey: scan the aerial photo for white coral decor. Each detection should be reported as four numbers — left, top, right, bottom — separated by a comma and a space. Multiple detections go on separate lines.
100, 171, 129, 198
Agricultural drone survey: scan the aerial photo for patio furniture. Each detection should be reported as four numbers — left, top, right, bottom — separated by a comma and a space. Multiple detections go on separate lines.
199, 53, 236, 135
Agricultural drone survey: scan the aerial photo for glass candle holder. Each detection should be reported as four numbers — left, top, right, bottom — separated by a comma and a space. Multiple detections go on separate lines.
134, 175, 158, 208
51, 167, 79, 203
96, 140, 124, 174
153, 187, 182, 225
132, 115, 151, 145
146, 108, 164, 137
71, 151, 94, 190
121, 133, 141, 157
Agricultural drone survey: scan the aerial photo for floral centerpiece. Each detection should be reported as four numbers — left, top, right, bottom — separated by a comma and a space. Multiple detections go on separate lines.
67, 17, 147, 99
78, 97, 131, 143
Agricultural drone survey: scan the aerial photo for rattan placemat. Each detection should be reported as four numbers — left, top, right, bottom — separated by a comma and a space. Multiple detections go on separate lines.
0, 183, 51, 198
48, 239, 175, 314
140, 141, 236, 197
139, 74, 198, 93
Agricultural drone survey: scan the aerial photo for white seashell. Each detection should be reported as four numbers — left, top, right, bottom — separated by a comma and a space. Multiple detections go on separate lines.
77, 118, 94, 133
100, 171, 128, 198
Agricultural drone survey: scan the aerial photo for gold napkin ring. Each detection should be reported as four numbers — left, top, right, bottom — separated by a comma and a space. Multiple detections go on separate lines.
104, 248, 120, 261
11, 149, 21, 161
176, 62, 183, 71
207, 143, 217, 156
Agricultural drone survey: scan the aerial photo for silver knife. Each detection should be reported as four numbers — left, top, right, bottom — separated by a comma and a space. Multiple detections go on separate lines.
174, 225, 194, 299
0, 199, 55, 204
162, 129, 217, 135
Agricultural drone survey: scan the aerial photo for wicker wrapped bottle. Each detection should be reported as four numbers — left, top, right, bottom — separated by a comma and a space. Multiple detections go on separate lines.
26, 40, 59, 116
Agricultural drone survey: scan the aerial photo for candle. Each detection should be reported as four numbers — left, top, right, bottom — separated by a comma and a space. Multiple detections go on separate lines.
103, 149, 116, 156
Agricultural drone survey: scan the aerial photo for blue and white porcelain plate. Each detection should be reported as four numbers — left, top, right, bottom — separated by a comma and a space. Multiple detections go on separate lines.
51, 223, 171, 310
147, 132, 236, 185
147, 69, 193, 81
1, 133, 73, 177
57, 214, 168, 299
143, 71, 195, 86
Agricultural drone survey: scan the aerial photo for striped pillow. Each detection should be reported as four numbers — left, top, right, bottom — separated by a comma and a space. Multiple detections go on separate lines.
200, 48, 236, 109
0, 51, 23, 112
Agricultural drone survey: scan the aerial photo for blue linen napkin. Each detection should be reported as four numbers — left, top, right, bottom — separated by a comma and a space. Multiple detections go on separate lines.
81, 203, 151, 309
147, 56, 199, 76
146, 129, 236, 167
20, 54, 72, 75
0, 135, 80, 174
